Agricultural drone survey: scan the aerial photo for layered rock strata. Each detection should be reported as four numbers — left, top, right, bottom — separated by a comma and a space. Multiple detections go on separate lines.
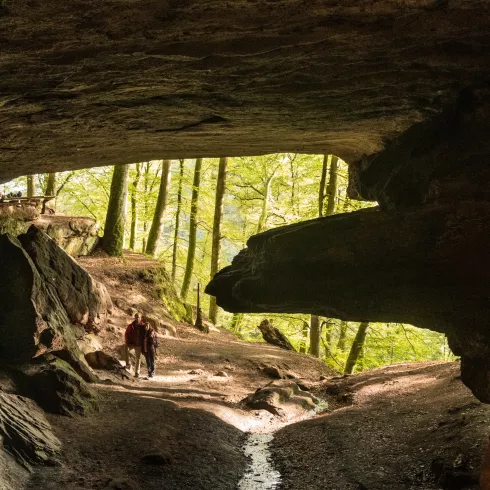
1, 2, 490, 178
0, 391, 61, 467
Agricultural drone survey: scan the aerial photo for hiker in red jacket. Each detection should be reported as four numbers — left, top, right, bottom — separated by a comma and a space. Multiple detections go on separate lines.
125, 313, 145, 378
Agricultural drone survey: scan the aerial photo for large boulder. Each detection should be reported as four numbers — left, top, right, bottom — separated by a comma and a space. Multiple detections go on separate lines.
243, 381, 318, 418
19, 225, 112, 334
207, 201, 490, 402
257, 319, 295, 351
0, 391, 61, 466
34, 215, 100, 257
0, 226, 111, 362
85, 350, 123, 371
17, 356, 99, 417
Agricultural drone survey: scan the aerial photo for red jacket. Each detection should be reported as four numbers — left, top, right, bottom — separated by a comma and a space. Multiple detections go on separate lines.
125, 321, 144, 346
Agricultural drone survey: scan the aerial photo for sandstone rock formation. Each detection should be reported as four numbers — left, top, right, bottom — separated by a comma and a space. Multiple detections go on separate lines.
0, 214, 100, 256
17, 356, 99, 417
243, 380, 318, 418
0, 225, 111, 363
1, 0, 490, 403
0, 226, 109, 406
0, 391, 61, 466
34, 216, 100, 256
208, 92, 490, 402
0, 2, 489, 179
84, 350, 123, 371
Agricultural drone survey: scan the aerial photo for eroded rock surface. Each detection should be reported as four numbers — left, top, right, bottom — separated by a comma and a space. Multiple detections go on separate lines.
17, 357, 99, 417
243, 380, 318, 418
0, 2, 490, 179
0, 391, 61, 467
34, 216, 100, 256
0, 225, 111, 362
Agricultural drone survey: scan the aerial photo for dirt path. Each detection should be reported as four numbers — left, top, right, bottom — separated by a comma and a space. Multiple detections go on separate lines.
26, 323, 331, 490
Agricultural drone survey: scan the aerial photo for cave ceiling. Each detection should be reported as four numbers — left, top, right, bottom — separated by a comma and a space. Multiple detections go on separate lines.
1, 1, 490, 182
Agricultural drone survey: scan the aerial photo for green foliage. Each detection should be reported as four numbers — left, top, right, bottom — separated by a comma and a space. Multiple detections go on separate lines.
19, 153, 455, 374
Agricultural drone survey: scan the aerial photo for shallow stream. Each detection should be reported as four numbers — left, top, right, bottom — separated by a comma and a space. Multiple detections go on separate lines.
237, 433, 281, 490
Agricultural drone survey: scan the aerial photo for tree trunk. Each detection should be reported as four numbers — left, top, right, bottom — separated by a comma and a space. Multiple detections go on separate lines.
129, 163, 141, 251
209, 157, 228, 324
45, 173, 56, 196
310, 155, 333, 356
102, 164, 129, 257
299, 321, 309, 353
337, 320, 348, 351
194, 283, 208, 333
309, 314, 321, 357
344, 321, 370, 375
256, 174, 274, 234
141, 162, 152, 252
318, 154, 329, 217
146, 160, 171, 256
171, 159, 185, 283
26, 175, 34, 197
325, 155, 339, 217
258, 319, 295, 351
180, 158, 202, 301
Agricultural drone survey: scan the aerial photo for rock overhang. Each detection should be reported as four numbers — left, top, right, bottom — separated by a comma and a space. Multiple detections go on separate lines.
0, 1, 490, 180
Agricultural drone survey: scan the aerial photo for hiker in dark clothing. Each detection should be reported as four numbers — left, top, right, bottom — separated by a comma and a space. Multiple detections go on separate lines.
125, 313, 145, 377
141, 317, 158, 378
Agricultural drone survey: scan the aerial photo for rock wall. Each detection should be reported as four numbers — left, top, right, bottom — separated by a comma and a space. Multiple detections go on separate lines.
34, 216, 100, 256
208, 92, 490, 402
0, 226, 109, 482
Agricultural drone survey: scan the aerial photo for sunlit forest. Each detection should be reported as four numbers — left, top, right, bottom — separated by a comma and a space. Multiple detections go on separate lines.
4, 155, 455, 373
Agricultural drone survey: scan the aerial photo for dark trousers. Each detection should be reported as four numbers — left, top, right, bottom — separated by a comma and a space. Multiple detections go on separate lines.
145, 352, 155, 377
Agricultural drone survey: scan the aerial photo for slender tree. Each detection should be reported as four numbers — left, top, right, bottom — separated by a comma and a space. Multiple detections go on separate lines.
171, 159, 185, 283
310, 155, 340, 357
26, 175, 35, 197
209, 157, 228, 324
318, 154, 329, 217
146, 160, 171, 256
102, 164, 129, 257
299, 321, 309, 353
129, 163, 141, 250
309, 315, 321, 357
180, 158, 202, 301
256, 169, 277, 234
310, 154, 336, 357
141, 162, 161, 253
344, 322, 370, 374
325, 155, 339, 217
45, 173, 56, 196
230, 313, 244, 333
337, 321, 348, 351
